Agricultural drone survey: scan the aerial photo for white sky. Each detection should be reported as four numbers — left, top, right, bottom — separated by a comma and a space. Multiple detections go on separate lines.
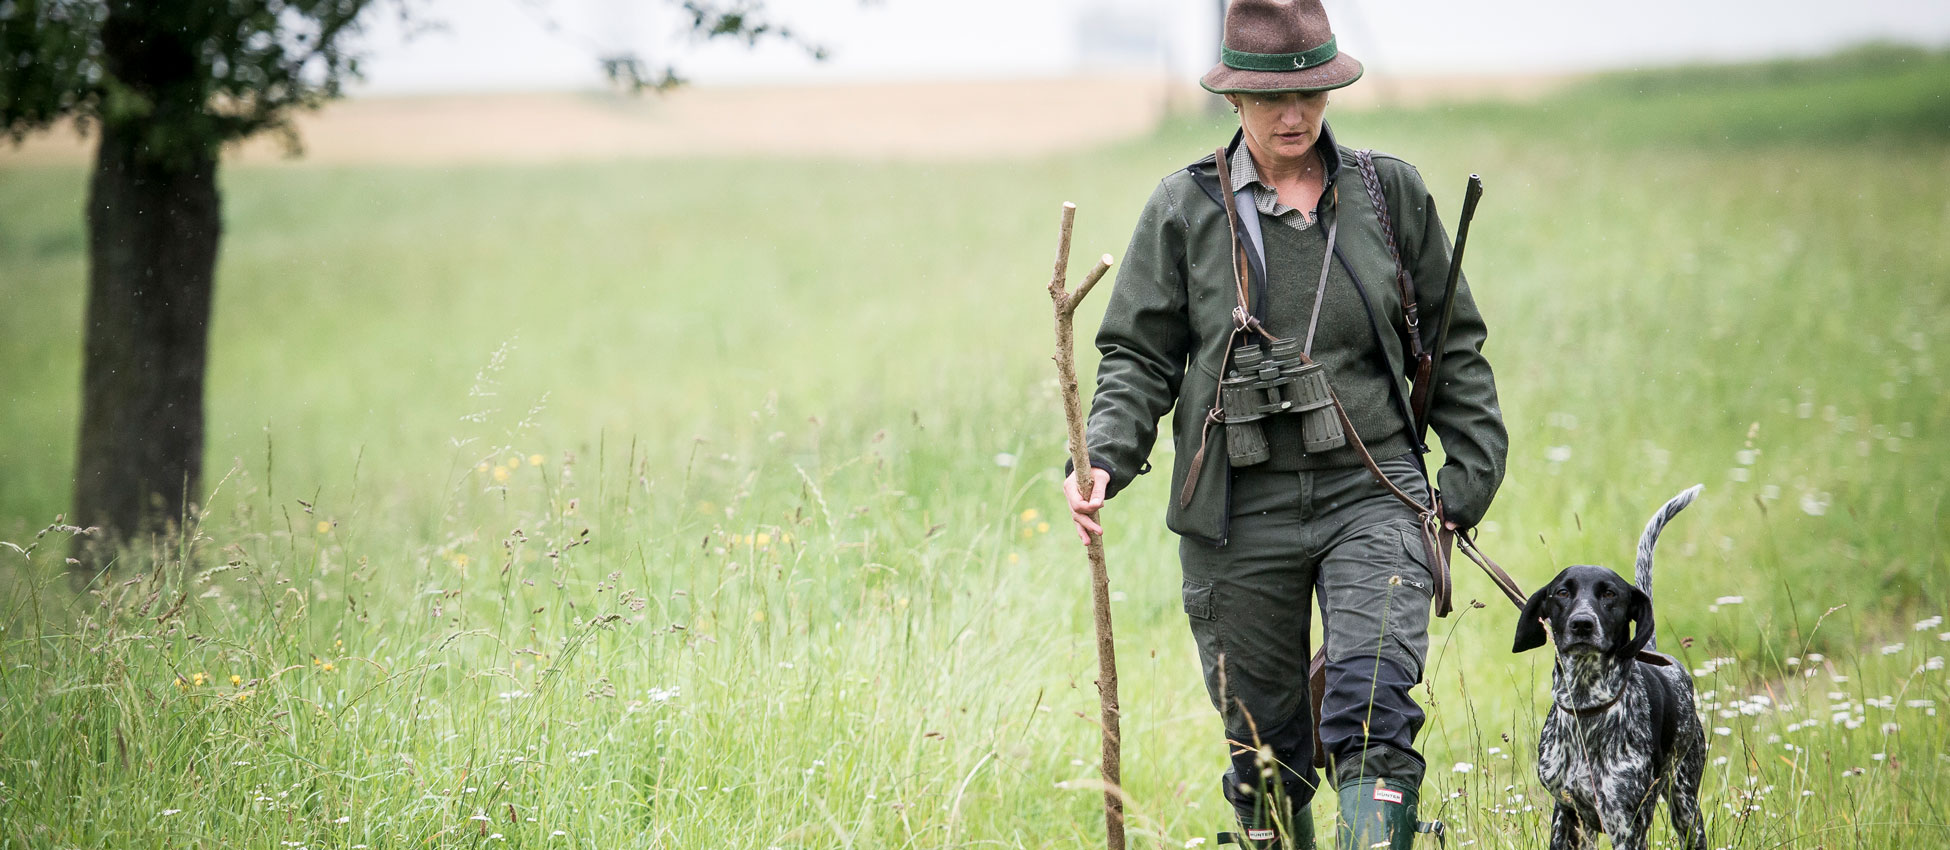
350, 0, 1950, 94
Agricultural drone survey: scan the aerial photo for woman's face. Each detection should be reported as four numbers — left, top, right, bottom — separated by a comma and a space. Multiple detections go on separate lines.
1229, 90, 1330, 167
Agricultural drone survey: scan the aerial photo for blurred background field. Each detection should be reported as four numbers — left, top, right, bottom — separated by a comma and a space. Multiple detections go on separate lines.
2, 35, 1949, 850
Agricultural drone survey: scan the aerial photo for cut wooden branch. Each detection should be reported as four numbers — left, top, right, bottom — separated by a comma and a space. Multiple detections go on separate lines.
1046, 200, 1124, 850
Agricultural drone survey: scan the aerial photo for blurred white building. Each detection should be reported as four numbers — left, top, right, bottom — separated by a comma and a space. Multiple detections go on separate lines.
353, 0, 1950, 94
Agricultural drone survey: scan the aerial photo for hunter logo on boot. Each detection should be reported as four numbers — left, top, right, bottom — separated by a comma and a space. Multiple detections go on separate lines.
1372, 786, 1404, 804
1246, 828, 1277, 841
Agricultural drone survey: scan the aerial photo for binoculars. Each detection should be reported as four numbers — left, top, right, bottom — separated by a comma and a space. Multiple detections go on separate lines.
1219, 338, 1345, 466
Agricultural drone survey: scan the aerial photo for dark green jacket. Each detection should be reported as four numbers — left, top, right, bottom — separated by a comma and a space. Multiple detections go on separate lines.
1084, 125, 1507, 544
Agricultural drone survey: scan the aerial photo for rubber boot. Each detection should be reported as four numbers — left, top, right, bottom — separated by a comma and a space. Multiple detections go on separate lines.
1334, 779, 1418, 850
1219, 805, 1315, 850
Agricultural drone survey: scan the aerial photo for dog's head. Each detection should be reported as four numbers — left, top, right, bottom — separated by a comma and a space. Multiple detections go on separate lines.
1512, 564, 1653, 659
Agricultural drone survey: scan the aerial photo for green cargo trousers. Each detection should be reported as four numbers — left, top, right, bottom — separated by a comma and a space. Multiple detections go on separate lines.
1179, 454, 1436, 823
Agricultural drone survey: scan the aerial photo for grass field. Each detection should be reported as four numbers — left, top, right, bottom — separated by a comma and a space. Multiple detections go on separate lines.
2, 45, 1948, 848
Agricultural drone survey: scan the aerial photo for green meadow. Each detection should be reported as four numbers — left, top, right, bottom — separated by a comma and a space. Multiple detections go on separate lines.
1, 45, 1946, 848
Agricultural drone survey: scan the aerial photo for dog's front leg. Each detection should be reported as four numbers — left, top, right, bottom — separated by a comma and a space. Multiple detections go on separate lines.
1668, 767, 1707, 850
1546, 804, 1594, 850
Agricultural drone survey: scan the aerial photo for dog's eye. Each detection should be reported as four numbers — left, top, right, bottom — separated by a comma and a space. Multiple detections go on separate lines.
1602, 588, 1616, 600
1555, 587, 1570, 597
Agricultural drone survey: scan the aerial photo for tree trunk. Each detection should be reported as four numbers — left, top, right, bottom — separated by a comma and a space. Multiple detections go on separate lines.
69, 120, 220, 571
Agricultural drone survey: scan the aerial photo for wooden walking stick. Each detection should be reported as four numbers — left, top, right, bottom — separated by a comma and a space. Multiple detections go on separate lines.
1046, 201, 1123, 850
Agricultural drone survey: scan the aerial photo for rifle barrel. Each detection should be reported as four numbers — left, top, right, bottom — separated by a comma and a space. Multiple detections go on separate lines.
1424, 175, 1484, 435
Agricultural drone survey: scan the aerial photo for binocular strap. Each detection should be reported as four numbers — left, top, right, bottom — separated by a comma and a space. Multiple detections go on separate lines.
1301, 205, 1337, 357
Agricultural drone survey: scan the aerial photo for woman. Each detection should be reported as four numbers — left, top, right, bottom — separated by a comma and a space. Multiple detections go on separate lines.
1061, 1, 1506, 847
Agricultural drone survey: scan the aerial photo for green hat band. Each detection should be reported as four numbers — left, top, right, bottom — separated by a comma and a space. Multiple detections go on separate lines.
1221, 36, 1338, 72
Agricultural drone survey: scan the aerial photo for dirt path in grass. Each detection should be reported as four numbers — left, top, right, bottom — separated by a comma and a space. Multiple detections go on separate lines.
0, 73, 1572, 167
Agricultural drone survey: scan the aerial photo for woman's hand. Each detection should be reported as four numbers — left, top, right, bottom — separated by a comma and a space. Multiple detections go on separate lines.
1063, 467, 1112, 543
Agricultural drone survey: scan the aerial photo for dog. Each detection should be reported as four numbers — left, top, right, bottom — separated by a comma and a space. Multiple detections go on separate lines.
1513, 485, 1708, 850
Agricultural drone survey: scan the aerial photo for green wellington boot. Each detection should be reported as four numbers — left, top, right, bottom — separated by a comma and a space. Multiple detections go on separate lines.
1334, 779, 1441, 850
1218, 805, 1316, 850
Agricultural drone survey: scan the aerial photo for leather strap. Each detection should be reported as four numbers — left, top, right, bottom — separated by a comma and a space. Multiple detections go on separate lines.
1215, 147, 1257, 331
1352, 150, 1427, 370
1181, 151, 1267, 510
1456, 530, 1525, 608
1302, 202, 1337, 357
1289, 351, 1457, 616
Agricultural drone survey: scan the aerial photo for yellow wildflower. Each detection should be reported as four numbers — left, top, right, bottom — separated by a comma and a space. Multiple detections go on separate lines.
312, 656, 322, 667
322, 662, 336, 672
1036, 521, 1050, 534
192, 672, 207, 686
231, 674, 242, 686
233, 691, 251, 702
493, 467, 511, 483
508, 455, 522, 468
315, 520, 331, 534
755, 532, 772, 547
1020, 508, 1040, 522
1007, 553, 1021, 565
454, 553, 471, 568
174, 676, 188, 689
751, 610, 766, 623
528, 454, 544, 467
1020, 528, 1033, 540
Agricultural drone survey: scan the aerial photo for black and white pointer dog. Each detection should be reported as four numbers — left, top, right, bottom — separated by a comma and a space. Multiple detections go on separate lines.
1513, 486, 1708, 850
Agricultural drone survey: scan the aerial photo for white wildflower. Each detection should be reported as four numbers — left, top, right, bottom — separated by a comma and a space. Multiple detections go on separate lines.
1799, 492, 1830, 516
1453, 762, 1474, 773
1881, 644, 1905, 655
993, 452, 1019, 468
1916, 616, 1943, 631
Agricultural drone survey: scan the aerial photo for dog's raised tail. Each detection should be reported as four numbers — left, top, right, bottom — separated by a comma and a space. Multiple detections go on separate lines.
1635, 484, 1703, 615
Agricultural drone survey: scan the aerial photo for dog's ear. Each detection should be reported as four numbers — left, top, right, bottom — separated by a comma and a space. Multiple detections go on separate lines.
1513, 582, 1553, 653
1616, 585, 1655, 659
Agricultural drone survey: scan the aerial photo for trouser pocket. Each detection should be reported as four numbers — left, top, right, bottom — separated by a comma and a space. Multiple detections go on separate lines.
1318, 519, 1433, 682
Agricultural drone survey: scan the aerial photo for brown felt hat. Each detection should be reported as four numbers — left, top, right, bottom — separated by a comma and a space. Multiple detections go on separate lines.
1200, 0, 1363, 94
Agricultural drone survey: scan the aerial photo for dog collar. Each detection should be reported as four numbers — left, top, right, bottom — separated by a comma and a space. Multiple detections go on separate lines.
1558, 690, 1623, 718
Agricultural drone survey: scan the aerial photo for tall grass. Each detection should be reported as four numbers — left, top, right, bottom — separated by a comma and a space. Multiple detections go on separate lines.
1, 47, 1947, 847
